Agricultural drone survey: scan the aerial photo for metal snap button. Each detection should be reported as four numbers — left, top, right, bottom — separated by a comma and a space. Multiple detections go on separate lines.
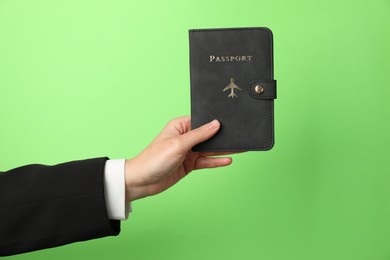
255, 85, 264, 94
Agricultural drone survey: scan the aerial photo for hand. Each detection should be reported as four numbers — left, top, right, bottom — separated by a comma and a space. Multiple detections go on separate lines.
124, 116, 233, 203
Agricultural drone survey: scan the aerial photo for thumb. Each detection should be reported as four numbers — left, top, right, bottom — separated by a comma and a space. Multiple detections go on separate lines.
179, 119, 220, 149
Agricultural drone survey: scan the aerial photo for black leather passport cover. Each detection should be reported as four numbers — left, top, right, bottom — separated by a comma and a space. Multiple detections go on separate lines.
189, 27, 277, 152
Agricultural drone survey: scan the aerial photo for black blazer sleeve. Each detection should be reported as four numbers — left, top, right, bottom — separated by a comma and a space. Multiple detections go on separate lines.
0, 157, 121, 256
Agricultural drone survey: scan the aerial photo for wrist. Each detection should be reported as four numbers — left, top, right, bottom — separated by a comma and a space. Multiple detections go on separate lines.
125, 158, 149, 203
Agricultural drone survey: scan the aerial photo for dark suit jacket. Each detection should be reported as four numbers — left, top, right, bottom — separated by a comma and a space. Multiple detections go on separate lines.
0, 157, 120, 256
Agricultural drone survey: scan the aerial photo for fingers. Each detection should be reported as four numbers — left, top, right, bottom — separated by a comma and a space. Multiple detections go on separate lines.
179, 119, 220, 149
193, 156, 232, 170
168, 116, 191, 134
157, 116, 193, 140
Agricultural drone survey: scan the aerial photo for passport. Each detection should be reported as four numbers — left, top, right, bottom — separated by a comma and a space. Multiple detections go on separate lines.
189, 27, 277, 151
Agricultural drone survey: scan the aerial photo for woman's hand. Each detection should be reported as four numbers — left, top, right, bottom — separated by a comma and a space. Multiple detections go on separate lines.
124, 116, 233, 203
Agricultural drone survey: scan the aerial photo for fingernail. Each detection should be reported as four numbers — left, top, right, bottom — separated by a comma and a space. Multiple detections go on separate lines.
208, 119, 220, 130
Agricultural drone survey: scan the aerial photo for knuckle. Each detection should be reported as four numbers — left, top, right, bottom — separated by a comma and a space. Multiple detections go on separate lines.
167, 118, 178, 127
166, 138, 183, 151
167, 116, 191, 134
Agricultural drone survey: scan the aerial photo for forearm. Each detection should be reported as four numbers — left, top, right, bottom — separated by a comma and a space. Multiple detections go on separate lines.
0, 158, 120, 256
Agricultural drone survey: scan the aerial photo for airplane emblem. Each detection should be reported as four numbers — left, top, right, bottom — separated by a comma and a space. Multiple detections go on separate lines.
223, 78, 242, 98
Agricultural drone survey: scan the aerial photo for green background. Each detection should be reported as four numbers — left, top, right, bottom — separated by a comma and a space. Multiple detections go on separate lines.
1, 0, 389, 259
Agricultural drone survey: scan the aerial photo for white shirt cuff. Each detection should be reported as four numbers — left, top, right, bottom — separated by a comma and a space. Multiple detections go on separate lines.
103, 159, 132, 220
